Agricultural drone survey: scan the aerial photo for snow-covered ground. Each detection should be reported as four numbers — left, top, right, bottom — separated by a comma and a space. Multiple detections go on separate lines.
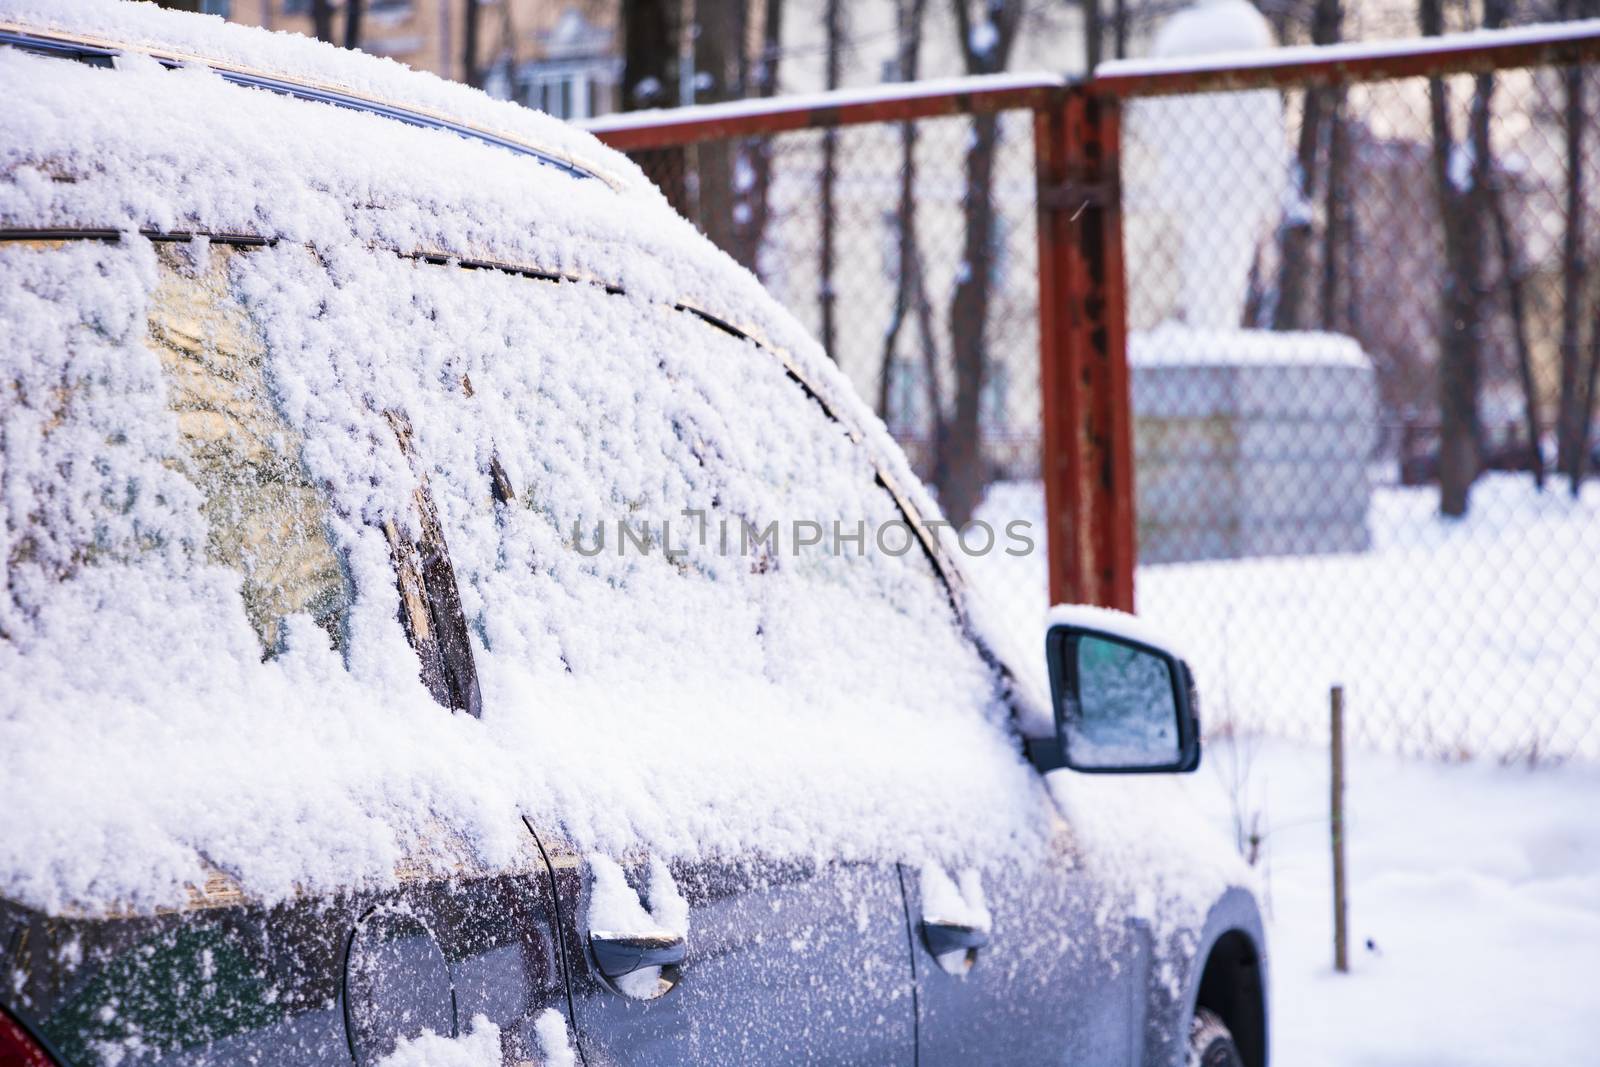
1191, 737, 1600, 1064
972, 473, 1600, 763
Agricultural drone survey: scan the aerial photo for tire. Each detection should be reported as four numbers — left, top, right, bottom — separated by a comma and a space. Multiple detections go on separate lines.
1188, 1008, 1245, 1067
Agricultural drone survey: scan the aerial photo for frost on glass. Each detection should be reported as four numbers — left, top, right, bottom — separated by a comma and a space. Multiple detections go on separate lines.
146, 242, 347, 657
1068, 635, 1180, 768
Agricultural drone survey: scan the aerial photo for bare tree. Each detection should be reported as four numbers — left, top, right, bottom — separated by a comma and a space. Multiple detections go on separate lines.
1421, 0, 1488, 517
939, 0, 1023, 530
1556, 0, 1595, 492
1083, 0, 1103, 72
462, 0, 485, 89
695, 0, 748, 255
1273, 0, 1342, 331
879, 0, 950, 494
621, 0, 690, 216
731, 0, 786, 274
818, 0, 845, 360
343, 0, 363, 50
1479, 0, 1546, 488
880, 0, 930, 424
311, 0, 336, 44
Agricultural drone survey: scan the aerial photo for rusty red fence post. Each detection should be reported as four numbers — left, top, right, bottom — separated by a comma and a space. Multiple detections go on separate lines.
1035, 86, 1135, 611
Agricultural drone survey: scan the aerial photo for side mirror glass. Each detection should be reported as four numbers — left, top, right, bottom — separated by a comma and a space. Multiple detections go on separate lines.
1033, 619, 1200, 774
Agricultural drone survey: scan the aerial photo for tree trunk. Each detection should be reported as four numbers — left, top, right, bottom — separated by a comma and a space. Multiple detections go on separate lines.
880, 0, 923, 420
1556, 4, 1590, 486
622, 0, 690, 217
343, 0, 363, 50
1320, 90, 1349, 332
941, 0, 1021, 528
878, 0, 944, 474
732, 0, 785, 275
695, 0, 746, 256
944, 110, 1001, 528
1274, 0, 1341, 331
1490, 183, 1547, 488
1481, 0, 1544, 489
1083, 0, 1102, 73
818, 0, 844, 361
1423, 0, 1486, 517
462, 0, 484, 90
311, 0, 335, 44
1576, 301, 1600, 492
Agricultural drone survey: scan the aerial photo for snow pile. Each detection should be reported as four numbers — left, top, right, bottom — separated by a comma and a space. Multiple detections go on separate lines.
1047, 771, 1253, 951
1150, 0, 1274, 58
0, 4, 1072, 916
531, 1009, 577, 1067
917, 864, 991, 929
375, 1015, 501, 1067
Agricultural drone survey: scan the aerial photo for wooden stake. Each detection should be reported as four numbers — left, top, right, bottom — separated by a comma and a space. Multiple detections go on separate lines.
1331, 684, 1349, 973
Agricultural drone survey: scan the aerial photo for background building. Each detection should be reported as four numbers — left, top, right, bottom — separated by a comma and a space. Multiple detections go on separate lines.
219, 0, 620, 119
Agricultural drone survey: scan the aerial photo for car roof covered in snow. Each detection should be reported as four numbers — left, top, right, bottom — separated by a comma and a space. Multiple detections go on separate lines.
0, 0, 630, 190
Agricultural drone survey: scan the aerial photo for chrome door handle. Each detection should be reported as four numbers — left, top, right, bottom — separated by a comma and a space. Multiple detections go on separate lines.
588, 930, 687, 980
921, 918, 990, 957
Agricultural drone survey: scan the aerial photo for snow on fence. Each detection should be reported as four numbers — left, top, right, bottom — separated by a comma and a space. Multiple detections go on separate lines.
586, 23, 1600, 765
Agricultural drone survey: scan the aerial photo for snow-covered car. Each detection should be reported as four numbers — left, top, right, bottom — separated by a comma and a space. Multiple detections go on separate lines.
0, 3, 1266, 1066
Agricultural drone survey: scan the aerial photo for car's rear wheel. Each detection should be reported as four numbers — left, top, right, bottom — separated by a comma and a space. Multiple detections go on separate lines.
1188, 1007, 1245, 1067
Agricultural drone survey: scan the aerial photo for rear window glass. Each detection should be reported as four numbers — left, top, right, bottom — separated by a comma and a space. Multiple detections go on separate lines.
147, 243, 348, 656
0, 239, 346, 660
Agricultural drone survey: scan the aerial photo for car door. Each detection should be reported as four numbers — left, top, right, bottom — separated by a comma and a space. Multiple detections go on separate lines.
534, 842, 916, 1065
496, 289, 926, 1064
901, 817, 1142, 1065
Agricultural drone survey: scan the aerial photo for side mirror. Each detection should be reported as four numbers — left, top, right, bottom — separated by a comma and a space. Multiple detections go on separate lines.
1027, 619, 1200, 775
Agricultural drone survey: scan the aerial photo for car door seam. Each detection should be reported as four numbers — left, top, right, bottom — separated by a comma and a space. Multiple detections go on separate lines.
523, 817, 590, 1067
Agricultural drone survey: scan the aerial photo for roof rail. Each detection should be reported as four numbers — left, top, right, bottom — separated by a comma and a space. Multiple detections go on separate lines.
0, 24, 607, 185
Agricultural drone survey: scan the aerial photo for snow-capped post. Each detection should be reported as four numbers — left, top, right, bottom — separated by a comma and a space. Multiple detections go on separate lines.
1331, 684, 1349, 974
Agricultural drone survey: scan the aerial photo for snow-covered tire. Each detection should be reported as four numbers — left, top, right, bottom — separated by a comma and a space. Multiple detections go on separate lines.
1187, 1008, 1245, 1067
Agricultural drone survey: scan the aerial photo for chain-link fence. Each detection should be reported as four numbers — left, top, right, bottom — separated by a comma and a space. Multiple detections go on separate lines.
1102, 30, 1600, 764
588, 25, 1600, 765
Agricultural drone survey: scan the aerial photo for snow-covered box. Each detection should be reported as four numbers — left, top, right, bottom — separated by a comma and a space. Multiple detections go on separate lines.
1131, 325, 1377, 565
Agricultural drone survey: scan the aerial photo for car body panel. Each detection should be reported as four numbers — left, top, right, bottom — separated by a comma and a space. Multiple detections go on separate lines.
0, 846, 571, 1066
906, 818, 1139, 1067
542, 841, 917, 1066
